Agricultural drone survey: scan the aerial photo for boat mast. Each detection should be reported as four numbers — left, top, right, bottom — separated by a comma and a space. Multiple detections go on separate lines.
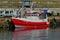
16, 0, 35, 18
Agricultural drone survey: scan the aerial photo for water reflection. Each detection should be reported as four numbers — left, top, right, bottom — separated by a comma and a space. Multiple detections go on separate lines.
0, 29, 60, 40
13, 29, 48, 40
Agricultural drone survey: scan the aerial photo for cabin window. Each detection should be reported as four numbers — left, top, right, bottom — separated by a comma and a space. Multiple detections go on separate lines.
31, 15, 33, 16
34, 15, 37, 16
5, 11, 9, 14
24, 0, 31, 7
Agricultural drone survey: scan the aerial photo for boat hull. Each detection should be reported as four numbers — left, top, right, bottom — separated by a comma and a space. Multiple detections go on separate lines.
11, 18, 50, 30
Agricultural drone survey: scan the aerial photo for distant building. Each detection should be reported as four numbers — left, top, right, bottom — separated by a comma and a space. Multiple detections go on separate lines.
0, 8, 18, 17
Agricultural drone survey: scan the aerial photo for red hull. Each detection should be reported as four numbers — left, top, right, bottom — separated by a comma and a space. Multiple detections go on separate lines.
11, 18, 50, 30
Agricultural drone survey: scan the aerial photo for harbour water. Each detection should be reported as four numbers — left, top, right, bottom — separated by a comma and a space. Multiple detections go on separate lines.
0, 28, 60, 40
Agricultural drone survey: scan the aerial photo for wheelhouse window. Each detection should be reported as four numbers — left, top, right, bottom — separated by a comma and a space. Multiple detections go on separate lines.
24, 0, 31, 7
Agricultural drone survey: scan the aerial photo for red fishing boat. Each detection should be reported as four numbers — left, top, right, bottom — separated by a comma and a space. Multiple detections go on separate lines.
11, 2, 50, 31
11, 10, 50, 30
